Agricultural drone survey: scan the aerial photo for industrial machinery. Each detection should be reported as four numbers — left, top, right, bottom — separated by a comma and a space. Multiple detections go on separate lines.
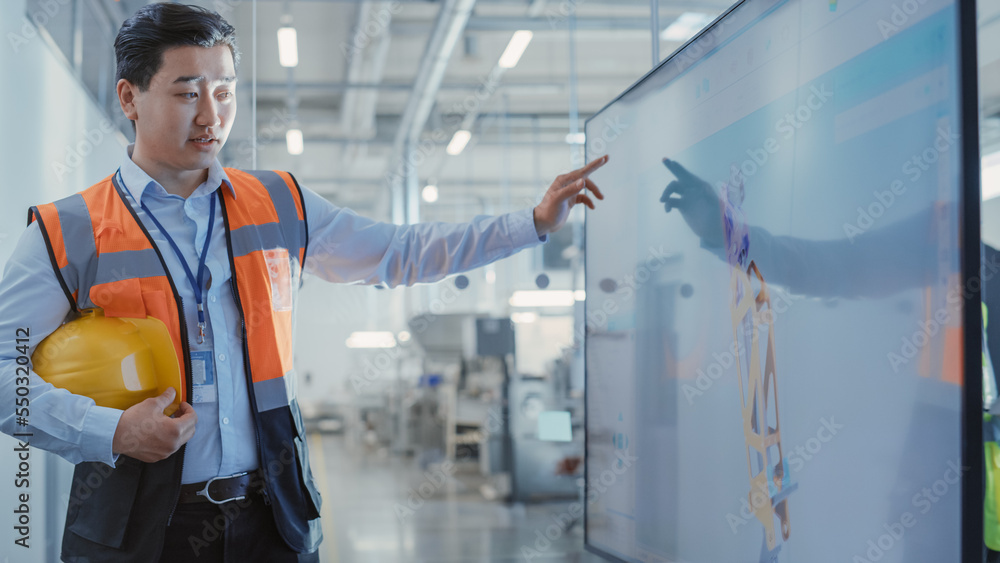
403, 312, 584, 503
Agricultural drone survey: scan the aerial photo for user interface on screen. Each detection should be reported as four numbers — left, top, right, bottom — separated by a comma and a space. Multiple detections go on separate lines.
584, 0, 967, 561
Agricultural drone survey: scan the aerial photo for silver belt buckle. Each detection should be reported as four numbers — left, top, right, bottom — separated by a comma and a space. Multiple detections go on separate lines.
195, 471, 249, 505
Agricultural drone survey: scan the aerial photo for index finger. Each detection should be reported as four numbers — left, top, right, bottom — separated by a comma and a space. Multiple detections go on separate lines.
662, 158, 700, 183
563, 155, 609, 185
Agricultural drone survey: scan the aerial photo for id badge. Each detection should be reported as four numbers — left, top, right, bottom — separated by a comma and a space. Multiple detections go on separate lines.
190, 350, 217, 404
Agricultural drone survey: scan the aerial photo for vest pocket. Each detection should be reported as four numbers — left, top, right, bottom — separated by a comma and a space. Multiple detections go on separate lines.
91, 278, 145, 318
65, 457, 143, 548
292, 435, 322, 520
290, 404, 322, 519
140, 290, 169, 325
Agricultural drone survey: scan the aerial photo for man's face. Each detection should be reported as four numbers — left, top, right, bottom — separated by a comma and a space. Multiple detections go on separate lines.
122, 44, 237, 172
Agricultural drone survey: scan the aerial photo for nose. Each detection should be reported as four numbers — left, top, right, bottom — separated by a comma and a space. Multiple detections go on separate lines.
195, 95, 221, 130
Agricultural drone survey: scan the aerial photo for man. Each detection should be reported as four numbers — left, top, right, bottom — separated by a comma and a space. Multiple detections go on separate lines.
0, 3, 607, 562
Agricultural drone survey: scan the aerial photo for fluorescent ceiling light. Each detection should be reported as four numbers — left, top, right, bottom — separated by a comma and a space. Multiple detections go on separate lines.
574, 290, 586, 301
346, 331, 397, 349
286, 129, 304, 155
509, 290, 575, 308
511, 312, 538, 324
661, 12, 714, 42
498, 30, 533, 69
397, 331, 411, 343
422, 184, 439, 203
984, 151, 1000, 201
447, 130, 472, 155
277, 26, 299, 67
565, 132, 586, 145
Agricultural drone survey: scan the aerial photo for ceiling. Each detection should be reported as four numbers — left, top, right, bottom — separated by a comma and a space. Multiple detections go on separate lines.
103, 0, 1000, 221
223, 0, 730, 220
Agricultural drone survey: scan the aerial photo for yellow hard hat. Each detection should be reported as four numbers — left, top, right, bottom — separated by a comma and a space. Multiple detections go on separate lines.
32, 308, 182, 416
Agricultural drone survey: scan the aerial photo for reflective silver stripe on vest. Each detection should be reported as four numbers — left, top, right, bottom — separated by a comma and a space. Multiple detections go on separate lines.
230, 222, 286, 258
55, 194, 97, 301
253, 372, 294, 412
245, 171, 304, 254
94, 249, 166, 284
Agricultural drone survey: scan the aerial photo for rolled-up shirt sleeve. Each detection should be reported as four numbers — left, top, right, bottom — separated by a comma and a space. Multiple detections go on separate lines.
300, 186, 546, 287
0, 222, 123, 467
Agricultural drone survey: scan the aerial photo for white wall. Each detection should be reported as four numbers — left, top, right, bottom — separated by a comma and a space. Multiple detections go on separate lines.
0, 0, 127, 560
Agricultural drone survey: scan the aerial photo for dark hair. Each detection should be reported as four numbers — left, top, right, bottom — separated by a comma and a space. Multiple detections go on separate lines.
114, 3, 240, 92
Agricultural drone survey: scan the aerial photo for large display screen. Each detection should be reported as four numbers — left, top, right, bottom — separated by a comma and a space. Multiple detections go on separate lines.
583, 0, 979, 560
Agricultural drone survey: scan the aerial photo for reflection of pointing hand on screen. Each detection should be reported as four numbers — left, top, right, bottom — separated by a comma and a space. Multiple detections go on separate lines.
659, 158, 945, 299
660, 158, 725, 248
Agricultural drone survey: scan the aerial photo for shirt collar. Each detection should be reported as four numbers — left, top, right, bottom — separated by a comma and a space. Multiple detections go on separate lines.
119, 144, 235, 202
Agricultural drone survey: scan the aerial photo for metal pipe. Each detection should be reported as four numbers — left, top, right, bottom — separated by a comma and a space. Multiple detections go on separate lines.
72, 0, 83, 74
650, 0, 660, 67
252, 0, 258, 169
253, 80, 564, 92
502, 95, 511, 214
389, 0, 477, 221
393, 0, 477, 151
401, 17, 655, 33
340, 2, 395, 169
404, 140, 420, 224
341, 2, 393, 139
568, 11, 580, 166
391, 174, 405, 224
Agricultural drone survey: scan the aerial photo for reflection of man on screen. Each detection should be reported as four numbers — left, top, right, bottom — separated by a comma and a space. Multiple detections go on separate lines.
660, 156, 966, 384
660, 157, 966, 561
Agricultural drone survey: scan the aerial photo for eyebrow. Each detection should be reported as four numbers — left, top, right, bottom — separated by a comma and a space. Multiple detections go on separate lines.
172, 75, 238, 85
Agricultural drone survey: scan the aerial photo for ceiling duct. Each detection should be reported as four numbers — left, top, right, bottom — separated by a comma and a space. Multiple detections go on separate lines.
387, 0, 477, 223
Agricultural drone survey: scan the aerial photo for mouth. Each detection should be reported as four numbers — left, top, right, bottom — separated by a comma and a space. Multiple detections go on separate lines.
189, 136, 217, 146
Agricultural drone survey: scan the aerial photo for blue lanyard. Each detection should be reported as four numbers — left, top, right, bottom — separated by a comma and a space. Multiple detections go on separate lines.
134, 181, 217, 345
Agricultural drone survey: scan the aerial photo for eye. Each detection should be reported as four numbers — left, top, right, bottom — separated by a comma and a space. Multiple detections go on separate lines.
217, 91, 233, 100
179, 92, 197, 99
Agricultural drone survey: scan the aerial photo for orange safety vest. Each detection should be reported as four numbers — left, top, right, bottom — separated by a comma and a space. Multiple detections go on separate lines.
29, 169, 322, 560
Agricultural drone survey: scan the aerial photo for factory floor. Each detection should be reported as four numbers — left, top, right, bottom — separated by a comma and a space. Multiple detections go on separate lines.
307, 432, 605, 562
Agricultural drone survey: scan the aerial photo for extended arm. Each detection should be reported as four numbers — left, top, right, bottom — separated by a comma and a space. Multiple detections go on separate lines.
302, 156, 608, 287
301, 190, 545, 287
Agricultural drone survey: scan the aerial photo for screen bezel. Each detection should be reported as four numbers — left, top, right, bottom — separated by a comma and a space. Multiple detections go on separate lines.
581, 0, 983, 559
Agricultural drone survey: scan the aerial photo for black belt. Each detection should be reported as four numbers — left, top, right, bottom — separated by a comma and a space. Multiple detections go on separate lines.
178, 470, 264, 505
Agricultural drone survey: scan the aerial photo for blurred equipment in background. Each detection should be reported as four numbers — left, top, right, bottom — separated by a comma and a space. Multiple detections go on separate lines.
372, 311, 587, 504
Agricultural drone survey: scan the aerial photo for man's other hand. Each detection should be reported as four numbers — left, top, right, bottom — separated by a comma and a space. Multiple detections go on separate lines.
112, 387, 197, 463
533, 155, 608, 237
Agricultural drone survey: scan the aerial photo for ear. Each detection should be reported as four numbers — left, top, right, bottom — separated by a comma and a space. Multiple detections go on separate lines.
117, 79, 139, 122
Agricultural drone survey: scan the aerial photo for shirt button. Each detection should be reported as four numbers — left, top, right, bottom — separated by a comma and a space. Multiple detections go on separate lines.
210, 295, 217, 303
223, 417, 230, 425
218, 353, 226, 362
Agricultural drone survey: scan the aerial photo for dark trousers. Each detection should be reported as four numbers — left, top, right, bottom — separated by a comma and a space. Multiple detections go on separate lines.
158, 492, 319, 563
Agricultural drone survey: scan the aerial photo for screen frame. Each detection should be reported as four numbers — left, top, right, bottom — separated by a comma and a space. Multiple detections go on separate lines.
581, 0, 983, 559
